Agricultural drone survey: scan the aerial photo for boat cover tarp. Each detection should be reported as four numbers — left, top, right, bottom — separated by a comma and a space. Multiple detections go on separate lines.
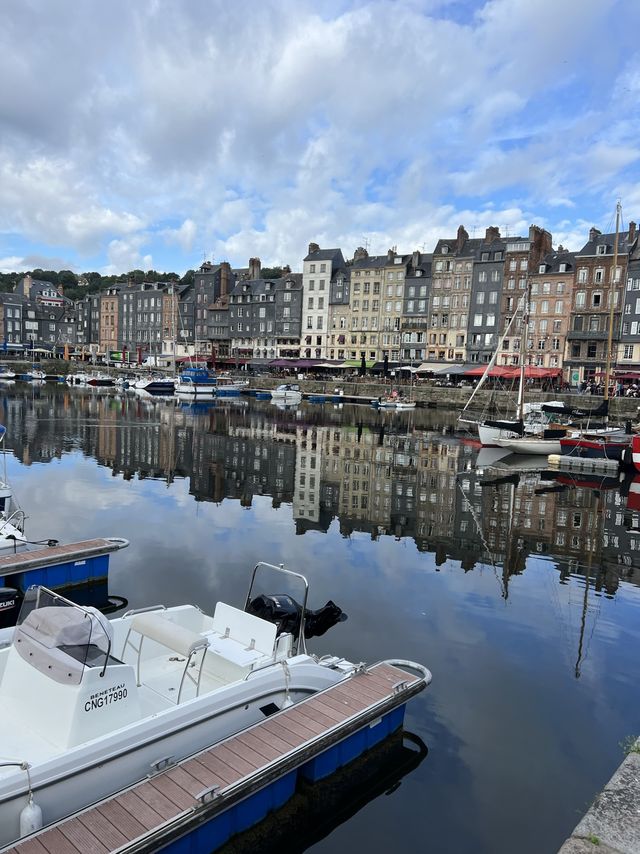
541, 399, 609, 419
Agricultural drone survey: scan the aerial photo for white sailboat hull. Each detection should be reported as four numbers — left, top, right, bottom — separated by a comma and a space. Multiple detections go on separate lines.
495, 437, 562, 455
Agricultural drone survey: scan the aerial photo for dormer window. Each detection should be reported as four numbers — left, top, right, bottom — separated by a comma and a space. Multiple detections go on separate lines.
538, 264, 546, 274
441, 245, 449, 254
285, 280, 292, 289
596, 244, 607, 255
559, 263, 567, 273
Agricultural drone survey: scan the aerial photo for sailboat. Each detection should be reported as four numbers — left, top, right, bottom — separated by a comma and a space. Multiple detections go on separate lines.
559, 201, 634, 462
460, 289, 567, 453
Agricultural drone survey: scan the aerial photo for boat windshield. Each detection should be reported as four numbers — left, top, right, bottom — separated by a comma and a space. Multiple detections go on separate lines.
14, 587, 114, 684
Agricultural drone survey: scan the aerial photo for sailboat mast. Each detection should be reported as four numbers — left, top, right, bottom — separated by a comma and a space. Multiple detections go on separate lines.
516, 276, 530, 422
604, 200, 621, 404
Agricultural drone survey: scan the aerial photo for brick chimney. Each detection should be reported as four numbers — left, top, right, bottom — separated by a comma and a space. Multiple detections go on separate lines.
485, 226, 501, 243
387, 248, 395, 262
308, 242, 320, 256
412, 250, 420, 269
529, 225, 553, 266
589, 226, 601, 242
248, 257, 261, 280
456, 225, 469, 252
219, 261, 231, 297
629, 221, 637, 243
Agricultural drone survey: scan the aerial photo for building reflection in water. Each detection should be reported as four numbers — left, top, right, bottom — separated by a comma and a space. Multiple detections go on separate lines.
2, 386, 639, 609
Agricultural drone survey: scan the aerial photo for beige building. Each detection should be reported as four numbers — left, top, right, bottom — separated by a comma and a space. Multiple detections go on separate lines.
527, 249, 576, 379
99, 288, 120, 354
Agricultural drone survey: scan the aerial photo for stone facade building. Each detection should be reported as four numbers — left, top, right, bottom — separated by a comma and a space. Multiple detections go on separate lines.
302, 244, 345, 359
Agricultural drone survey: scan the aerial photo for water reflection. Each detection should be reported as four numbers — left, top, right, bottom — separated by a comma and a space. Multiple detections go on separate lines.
3, 385, 639, 596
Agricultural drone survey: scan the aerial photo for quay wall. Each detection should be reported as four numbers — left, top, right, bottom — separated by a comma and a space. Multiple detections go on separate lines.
557, 738, 640, 853
7, 360, 640, 418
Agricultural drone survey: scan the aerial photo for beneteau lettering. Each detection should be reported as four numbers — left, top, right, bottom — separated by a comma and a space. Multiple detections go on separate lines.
84, 683, 127, 712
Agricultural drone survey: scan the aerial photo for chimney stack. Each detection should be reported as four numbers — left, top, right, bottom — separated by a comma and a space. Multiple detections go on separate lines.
219, 261, 231, 297
589, 226, 601, 242
629, 221, 637, 243
308, 242, 320, 256
485, 226, 501, 243
353, 246, 368, 262
248, 257, 261, 280
456, 225, 469, 252
412, 250, 420, 269
387, 248, 395, 262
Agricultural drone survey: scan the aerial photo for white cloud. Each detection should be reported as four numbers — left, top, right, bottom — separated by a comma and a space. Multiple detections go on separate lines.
0, 0, 639, 270
162, 218, 198, 252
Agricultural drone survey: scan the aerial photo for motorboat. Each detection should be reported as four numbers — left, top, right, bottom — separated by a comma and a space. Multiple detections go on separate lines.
0, 426, 26, 551
0, 561, 431, 848
559, 428, 633, 462
270, 383, 302, 404
133, 375, 176, 394
175, 366, 217, 398
214, 375, 249, 396
0, 367, 16, 381
86, 373, 114, 387
16, 368, 45, 382
66, 372, 91, 386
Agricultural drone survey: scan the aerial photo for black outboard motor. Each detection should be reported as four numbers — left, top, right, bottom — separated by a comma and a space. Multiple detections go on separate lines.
0, 587, 22, 630
246, 593, 346, 640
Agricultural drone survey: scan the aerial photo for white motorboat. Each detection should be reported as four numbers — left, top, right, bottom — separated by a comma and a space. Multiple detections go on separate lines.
0, 367, 16, 381
215, 376, 249, 396
0, 426, 26, 551
66, 372, 91, 386
133, 375, 176, 394
0, 562, 427, 848
270, 383, 302, 404
175, 366, 217, 397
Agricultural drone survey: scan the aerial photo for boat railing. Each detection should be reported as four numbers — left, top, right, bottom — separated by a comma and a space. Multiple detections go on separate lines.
244, 562, 310, 655
0, 508, 25, 535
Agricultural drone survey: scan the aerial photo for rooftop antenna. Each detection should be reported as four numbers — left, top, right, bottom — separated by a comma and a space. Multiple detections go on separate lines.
471, 225, 477, 238
362, 236, 371, 252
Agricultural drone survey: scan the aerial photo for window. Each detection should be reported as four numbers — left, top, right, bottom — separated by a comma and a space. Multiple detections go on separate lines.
592, 292, 602, 307
486, 314, 495, 327
478, 272, 487, 282
578, 268, 587, 283
594, 269, 604, 283
575, 291, 586, 308
320, 263, 326, 272
596, 244, 606, 255
587, 343, 597, 358
555, 300, 563, 314
284, 292, 291, 302
309, 264, 316, 273
624, 344, 634, 360
477, 292, 485, 304
473, 313, 483, 326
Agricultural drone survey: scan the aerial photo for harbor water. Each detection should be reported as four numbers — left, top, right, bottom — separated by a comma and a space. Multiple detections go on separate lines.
2, 383, 640, 854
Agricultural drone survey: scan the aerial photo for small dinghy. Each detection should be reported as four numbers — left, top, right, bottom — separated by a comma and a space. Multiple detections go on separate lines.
0, 561, 431, 847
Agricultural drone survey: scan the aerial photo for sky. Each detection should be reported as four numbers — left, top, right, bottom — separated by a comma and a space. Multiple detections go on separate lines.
1, 0, 639, 277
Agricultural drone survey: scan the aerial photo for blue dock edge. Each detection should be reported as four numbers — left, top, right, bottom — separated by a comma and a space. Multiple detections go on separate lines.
0, 553, 109, 590
160, 704, 407, 854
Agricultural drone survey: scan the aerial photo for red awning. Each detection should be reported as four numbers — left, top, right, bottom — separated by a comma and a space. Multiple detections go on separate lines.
465, 366, 560, 378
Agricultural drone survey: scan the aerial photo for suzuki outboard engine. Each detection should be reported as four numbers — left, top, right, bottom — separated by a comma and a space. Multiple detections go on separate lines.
0, 587, 22, 630
246, 593, 346, 640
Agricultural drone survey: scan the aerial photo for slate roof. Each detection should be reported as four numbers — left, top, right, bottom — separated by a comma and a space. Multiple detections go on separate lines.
304, 247, 345, 263
534, 249, 577, 274
577, 230, 633, 257
433, 237, 483, 257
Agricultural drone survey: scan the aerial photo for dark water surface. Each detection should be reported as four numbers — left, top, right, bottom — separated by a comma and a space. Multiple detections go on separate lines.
2, 384, 640, 854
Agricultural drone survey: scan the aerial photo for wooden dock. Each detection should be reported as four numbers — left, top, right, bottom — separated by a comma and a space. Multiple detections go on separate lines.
3, 661, 427, 854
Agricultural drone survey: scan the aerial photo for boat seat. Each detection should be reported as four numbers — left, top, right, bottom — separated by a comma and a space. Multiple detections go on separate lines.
125, 613, 210, 702
129, 613, 209, 658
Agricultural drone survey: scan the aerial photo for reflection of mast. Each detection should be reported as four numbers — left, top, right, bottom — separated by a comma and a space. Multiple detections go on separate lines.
574, 489, 602, 679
